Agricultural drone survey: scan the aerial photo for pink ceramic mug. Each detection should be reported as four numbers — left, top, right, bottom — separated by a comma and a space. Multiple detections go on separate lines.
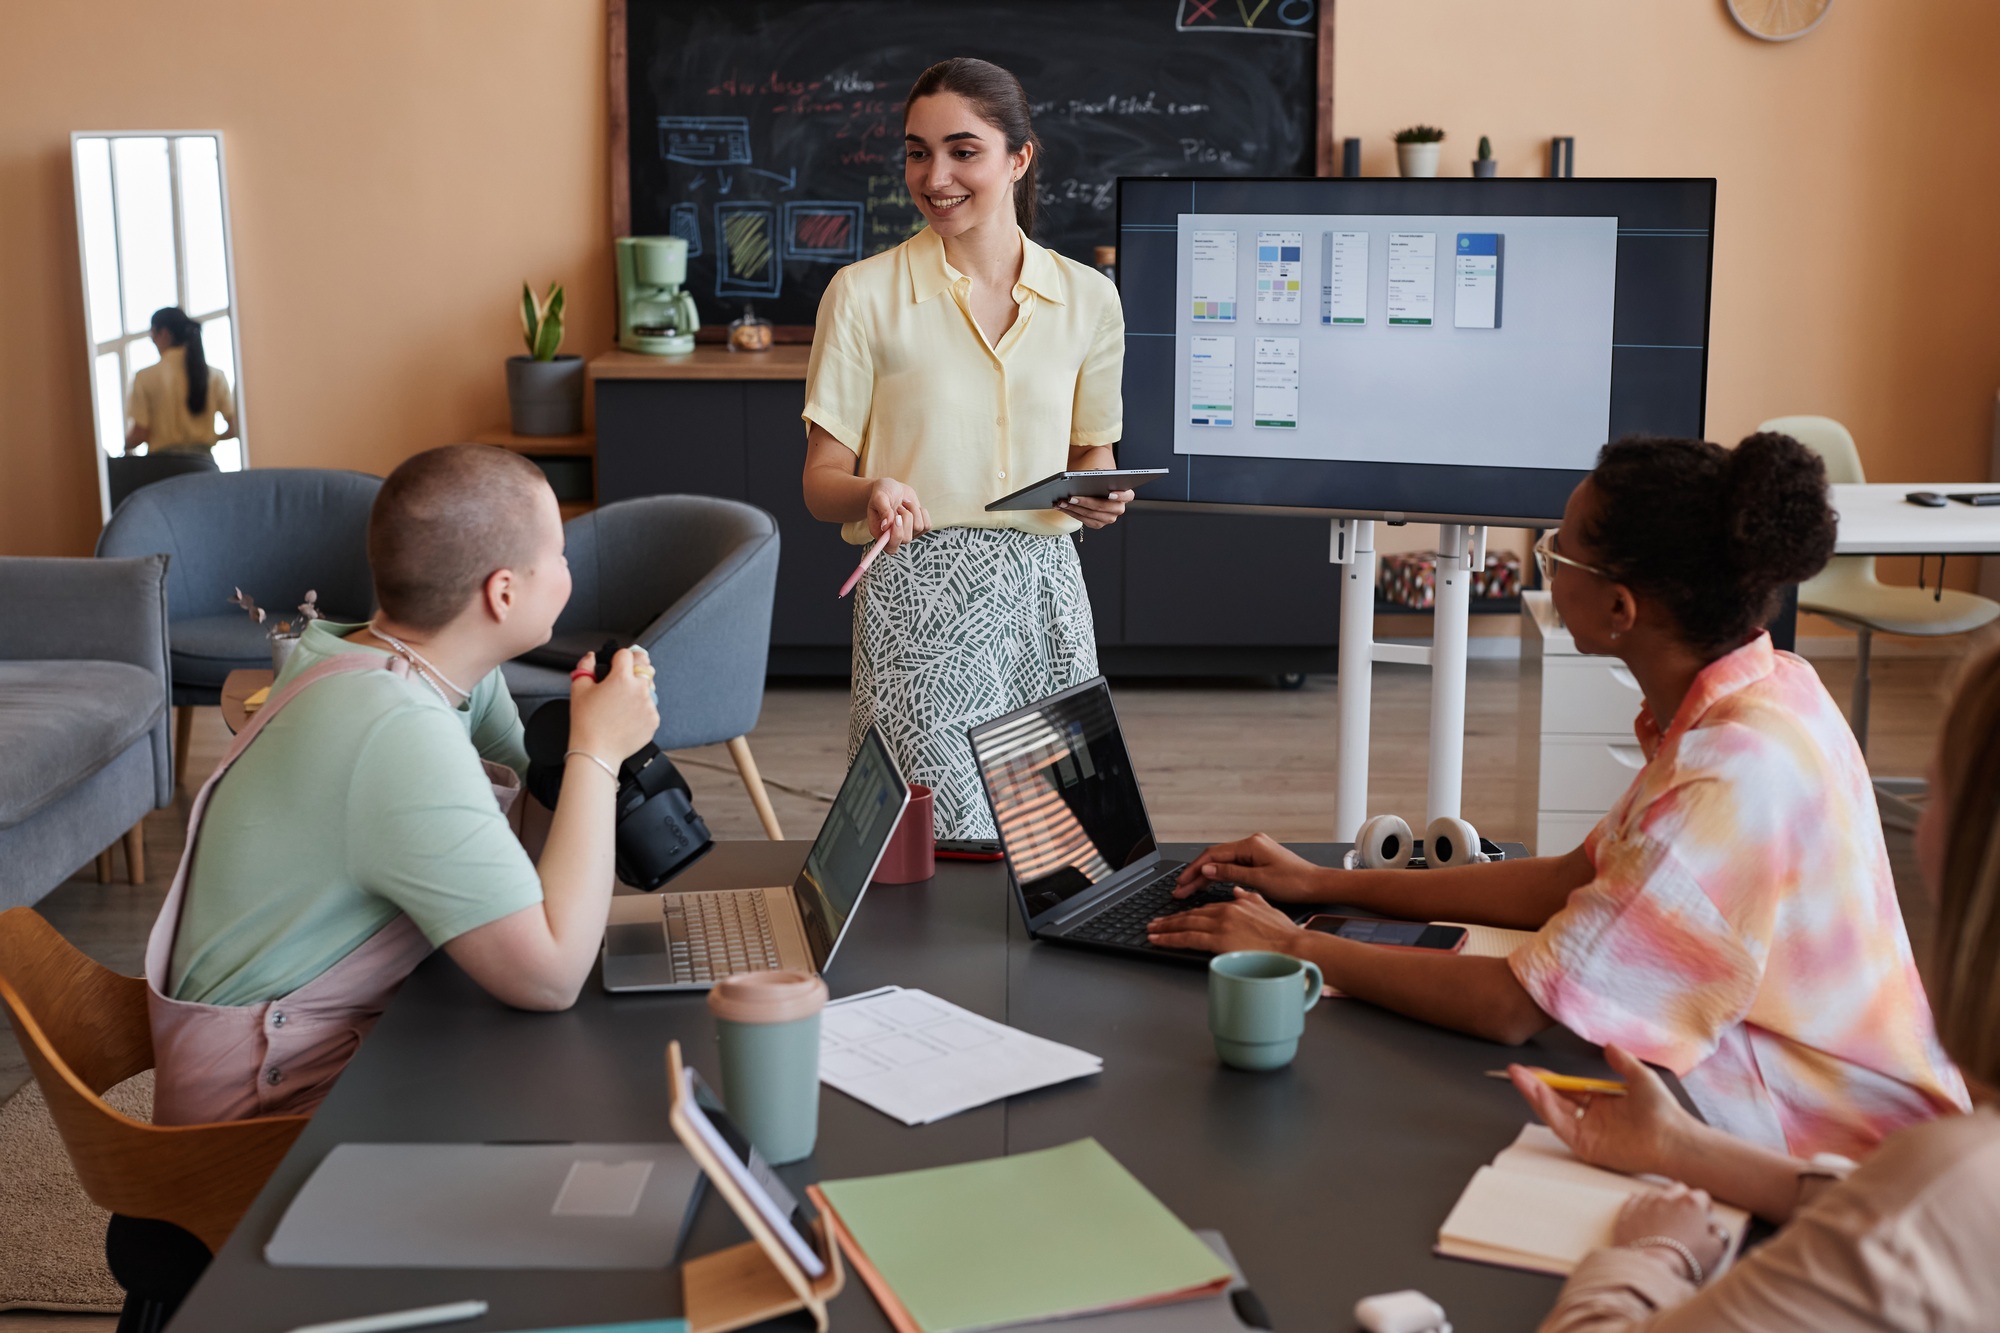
872, 783, 935, 884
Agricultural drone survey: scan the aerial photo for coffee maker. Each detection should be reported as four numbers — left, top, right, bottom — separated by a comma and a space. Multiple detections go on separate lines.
616, 236, 699, 354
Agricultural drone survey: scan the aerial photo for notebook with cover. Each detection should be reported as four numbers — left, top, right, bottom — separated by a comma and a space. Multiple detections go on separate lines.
810, 1138, 1231, 1333
1436, 1124, 1749, 1276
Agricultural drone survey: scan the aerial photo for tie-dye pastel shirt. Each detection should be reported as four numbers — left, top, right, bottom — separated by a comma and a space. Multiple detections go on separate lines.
1510, 632, 1968, 1158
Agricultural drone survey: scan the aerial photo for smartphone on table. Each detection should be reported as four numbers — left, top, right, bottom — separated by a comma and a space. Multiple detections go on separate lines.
936, 837, 1004, 861
1303, 915, 1467, 952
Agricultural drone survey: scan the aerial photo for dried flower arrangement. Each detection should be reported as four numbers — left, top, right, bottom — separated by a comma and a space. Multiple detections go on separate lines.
230, 587, 323, 641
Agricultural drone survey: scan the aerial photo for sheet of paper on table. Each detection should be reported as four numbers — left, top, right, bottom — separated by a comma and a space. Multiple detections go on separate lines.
819, 986, 1101, 1126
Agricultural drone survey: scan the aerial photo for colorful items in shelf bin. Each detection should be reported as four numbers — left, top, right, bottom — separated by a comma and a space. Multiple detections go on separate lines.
1473, 550, 1522, 600
1378, 550, 1521, 610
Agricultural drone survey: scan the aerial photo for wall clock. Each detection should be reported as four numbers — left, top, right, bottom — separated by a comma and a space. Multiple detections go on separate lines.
1726, 0, 1833, 41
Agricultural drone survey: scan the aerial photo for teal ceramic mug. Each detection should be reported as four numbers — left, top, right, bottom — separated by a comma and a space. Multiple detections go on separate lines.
707, 969, 828, 1163
1208, 950, 1324, 1071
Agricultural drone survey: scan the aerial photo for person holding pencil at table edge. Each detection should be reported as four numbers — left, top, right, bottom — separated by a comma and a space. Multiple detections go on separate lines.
801, 56, 1129, 838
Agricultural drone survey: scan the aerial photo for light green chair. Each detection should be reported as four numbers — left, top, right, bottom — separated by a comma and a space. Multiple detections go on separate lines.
1761, 415, 2000, 826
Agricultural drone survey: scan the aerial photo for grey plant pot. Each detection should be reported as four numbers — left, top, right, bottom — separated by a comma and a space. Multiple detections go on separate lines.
506, 354, 585, 436
1472, 159, 1499, 178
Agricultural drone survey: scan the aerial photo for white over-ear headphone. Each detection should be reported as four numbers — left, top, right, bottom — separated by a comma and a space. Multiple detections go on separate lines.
1423, 816, 1486, 870
1350, 814, 1413, 869
1345, 814, 1488, 869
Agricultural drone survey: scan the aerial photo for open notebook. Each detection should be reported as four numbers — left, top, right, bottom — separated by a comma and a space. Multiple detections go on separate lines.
1437, 1125, 1749, 1276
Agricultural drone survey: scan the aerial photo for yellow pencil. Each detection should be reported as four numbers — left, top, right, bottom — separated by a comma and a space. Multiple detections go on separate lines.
1485, 1068, 1628, 1096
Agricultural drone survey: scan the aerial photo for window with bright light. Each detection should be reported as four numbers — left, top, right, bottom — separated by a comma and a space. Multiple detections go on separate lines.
72, 132, 246, 486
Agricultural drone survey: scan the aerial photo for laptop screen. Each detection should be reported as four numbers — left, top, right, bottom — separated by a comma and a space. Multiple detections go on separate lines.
968, 679, 1159, 920
792, 727, 907, 971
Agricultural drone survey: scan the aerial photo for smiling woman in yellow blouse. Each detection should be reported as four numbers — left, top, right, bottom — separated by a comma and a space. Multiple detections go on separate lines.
801, 57, 1128, 837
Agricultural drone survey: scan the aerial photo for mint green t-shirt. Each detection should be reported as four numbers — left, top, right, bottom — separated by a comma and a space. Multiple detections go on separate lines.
169, 621, 544, 1005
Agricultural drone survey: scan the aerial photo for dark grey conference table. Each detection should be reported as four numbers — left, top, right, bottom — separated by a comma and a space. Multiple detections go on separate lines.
176, 842, 1610, 1332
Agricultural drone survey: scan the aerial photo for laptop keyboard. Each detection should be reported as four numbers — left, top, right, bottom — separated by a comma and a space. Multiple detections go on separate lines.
663, 891, 782, 983
1066, 867, 1239, 947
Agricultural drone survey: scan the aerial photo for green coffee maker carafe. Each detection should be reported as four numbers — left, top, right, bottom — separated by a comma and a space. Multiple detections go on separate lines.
616, 236, 699, 354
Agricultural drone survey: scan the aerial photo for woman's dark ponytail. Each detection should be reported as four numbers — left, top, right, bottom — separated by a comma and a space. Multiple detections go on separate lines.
905, 58, 1042, 238
149, 307, 209, 417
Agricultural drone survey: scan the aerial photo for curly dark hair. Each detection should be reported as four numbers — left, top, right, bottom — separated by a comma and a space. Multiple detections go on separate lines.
1584, 432, 1836, 656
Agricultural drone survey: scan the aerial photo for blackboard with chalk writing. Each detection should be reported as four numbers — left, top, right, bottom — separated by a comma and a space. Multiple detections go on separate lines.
616, 0, 1325, 329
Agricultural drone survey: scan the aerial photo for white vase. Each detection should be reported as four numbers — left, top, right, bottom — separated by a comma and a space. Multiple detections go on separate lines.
1396, 142, 1441, 178
270, 634, 302, 673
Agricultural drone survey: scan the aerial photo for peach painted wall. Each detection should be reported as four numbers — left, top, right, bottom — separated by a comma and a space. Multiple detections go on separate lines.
7, 0, 1998, 590
0, 0, 610, 557
1337, 0, 2000, 600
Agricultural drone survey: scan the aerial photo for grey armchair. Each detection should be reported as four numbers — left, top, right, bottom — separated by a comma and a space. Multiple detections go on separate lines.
96, 468, 381, 786
0, 556, 173, 907
502, 496, 783, 838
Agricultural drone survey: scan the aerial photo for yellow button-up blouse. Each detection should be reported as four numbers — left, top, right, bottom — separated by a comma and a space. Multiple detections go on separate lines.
802, 225, 1125, 544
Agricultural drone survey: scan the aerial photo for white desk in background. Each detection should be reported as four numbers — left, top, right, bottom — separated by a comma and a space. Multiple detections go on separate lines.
1830, 483, 2000, 555
1825, 484, 2000, 827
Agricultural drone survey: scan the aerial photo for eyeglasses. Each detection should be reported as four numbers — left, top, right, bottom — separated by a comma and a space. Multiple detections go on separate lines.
1534, 528, 1612, 584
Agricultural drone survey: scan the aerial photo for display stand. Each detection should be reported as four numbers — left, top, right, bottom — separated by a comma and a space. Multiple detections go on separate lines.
667, 1043, 844, 1333
1330, 518, 1487, 841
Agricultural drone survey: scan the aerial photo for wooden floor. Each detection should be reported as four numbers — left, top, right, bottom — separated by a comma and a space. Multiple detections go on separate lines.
0, 651, 1955, 1331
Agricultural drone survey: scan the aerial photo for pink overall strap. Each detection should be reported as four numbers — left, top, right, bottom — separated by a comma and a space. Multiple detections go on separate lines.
145, 652, 426, 1125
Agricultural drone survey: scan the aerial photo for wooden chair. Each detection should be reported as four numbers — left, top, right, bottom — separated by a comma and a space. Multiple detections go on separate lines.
0, 907, 307, 1319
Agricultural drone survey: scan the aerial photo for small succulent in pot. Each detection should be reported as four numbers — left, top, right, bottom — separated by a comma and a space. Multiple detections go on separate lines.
1393, 125, 1446, 178
1473, 135, 1498, 178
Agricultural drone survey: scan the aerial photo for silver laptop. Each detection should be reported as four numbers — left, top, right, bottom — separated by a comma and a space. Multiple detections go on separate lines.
601, 727, 909, 992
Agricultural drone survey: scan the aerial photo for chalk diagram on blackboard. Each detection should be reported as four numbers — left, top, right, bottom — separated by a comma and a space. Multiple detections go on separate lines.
783, 201, 863, 265
660, 116, 753, 164
670, 203, 703, 257
715, 201, 783, 299
1176, 0, 1316, 35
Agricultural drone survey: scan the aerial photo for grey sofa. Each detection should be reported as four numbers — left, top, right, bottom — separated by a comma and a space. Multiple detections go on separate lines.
502, 495, 783, 837
0, 556, 174, 908
95, 468, 381, 784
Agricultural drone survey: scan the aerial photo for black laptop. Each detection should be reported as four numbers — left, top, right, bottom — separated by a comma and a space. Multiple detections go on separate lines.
967, 677, 1310, 965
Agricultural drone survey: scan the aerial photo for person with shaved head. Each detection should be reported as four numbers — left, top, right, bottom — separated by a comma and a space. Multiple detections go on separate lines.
144, 445, 659, 1126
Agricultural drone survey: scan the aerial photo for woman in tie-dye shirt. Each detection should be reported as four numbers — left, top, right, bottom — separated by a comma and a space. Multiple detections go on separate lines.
1152, 433, 1967, 1159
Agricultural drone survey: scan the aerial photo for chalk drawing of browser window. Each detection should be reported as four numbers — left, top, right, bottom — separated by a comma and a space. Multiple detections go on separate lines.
659, 116, 752, 165
783, 201, 863, 265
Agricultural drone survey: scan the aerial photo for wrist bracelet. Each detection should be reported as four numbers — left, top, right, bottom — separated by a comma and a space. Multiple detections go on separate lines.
1625, 1235, 1704, 1287
564, 749, 620, 782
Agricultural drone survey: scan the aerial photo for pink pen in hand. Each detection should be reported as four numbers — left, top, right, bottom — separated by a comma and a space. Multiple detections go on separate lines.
838, 525, 895, 598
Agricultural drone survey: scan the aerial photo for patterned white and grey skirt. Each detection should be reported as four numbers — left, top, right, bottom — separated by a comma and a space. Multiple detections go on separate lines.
850, 526, 1099, 839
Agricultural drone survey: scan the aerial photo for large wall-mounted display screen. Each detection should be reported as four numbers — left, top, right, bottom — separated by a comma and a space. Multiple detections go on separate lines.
1118, 178, 1716, 524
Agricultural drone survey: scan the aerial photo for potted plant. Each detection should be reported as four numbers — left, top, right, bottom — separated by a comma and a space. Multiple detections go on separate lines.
1394, 125, 1445, 178
507, 281, 584, 436
1473, 135, 1498, 177
230, 587, 322, 672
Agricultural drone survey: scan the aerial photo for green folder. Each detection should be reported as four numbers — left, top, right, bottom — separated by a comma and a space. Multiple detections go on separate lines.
817, 1138, 1231, 1333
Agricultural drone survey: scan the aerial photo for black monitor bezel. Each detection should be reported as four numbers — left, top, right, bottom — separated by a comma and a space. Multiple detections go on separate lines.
1114, 175, 1718, 526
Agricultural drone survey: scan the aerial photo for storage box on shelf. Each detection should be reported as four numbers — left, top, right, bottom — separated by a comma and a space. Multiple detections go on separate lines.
1518, 590, 1645, 855
1379, 548, 1522, 610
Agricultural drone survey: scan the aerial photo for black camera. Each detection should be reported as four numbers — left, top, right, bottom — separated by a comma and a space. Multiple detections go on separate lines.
523, 643, 712, 889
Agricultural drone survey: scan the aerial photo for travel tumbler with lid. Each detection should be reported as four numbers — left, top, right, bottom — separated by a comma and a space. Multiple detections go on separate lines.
706, 970, 828, 1164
